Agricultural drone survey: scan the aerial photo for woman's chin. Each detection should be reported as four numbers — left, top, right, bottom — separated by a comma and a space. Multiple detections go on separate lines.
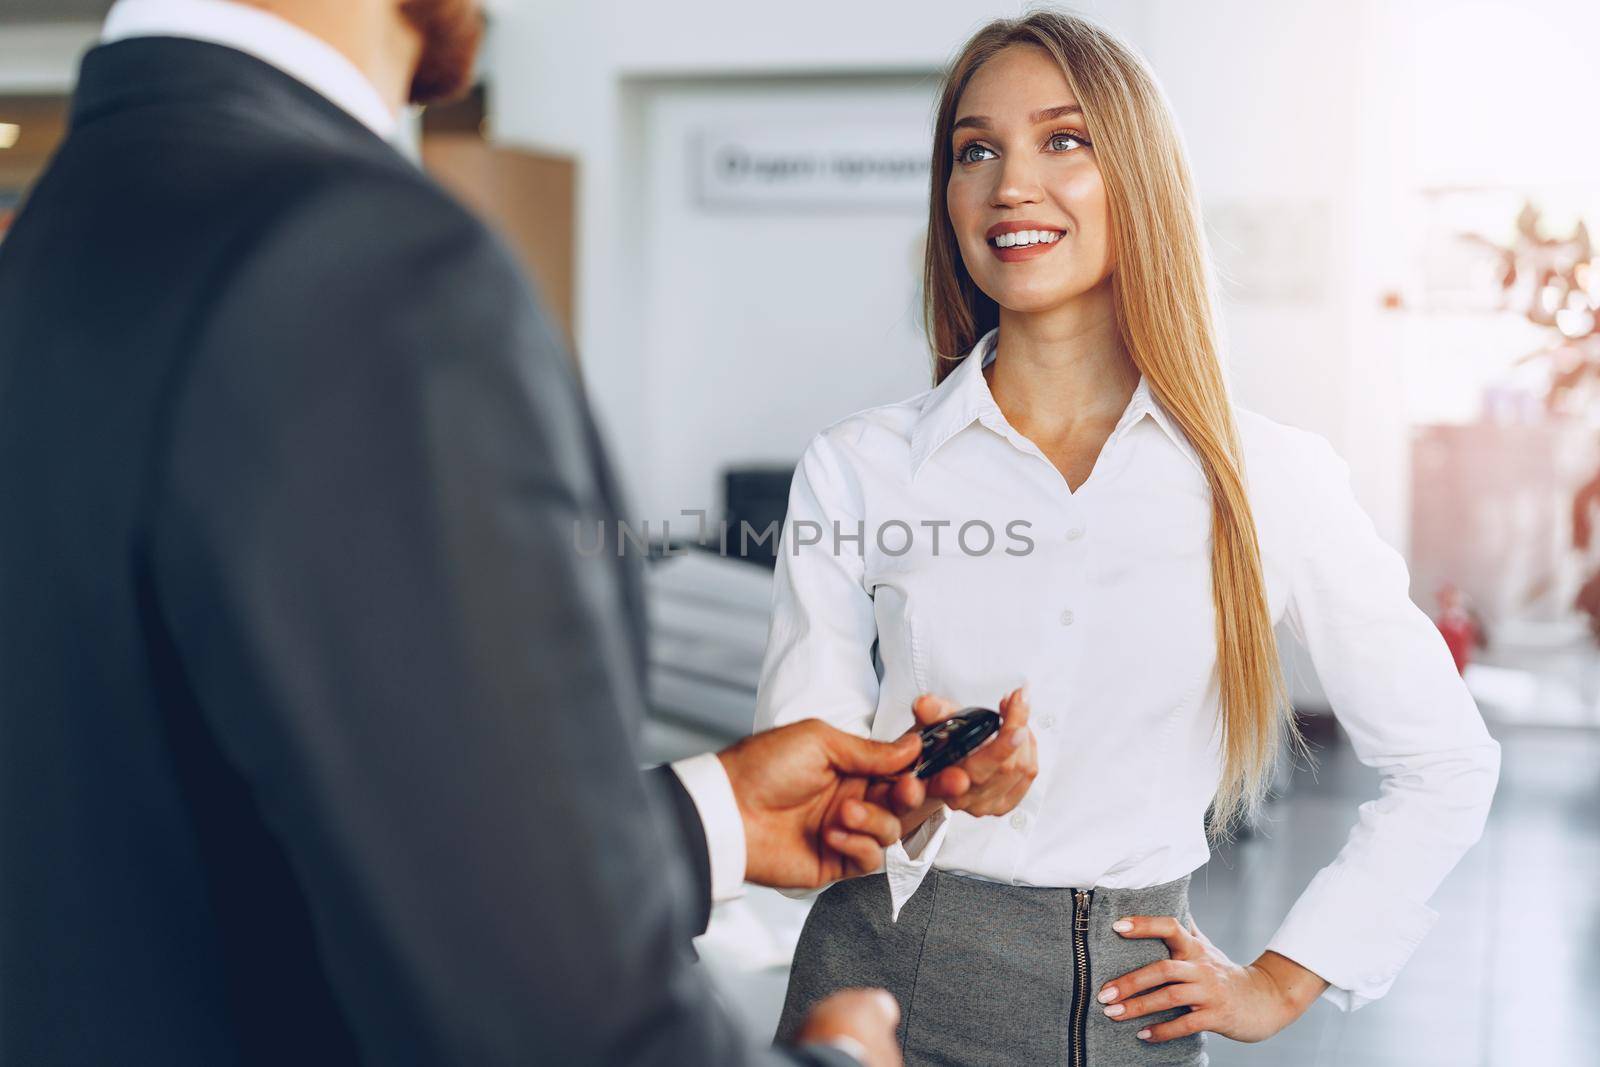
988, 286, 1098, 317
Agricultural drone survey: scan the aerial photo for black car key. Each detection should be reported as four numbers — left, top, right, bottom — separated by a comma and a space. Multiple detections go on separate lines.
912, 707, 1002, 779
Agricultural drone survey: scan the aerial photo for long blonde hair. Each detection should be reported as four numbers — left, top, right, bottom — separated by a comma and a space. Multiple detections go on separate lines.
923, 10, 1301, 835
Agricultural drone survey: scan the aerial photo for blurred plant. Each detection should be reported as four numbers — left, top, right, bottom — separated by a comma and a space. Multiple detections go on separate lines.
1484, 202, 1600, 413
1462, 200, 1600, 640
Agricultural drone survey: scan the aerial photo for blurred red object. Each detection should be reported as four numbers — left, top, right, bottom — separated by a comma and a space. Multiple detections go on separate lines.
1434, 583, 1478, 674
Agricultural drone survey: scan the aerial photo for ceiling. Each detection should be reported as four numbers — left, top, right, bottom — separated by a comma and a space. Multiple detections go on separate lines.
0, 0, 113, 22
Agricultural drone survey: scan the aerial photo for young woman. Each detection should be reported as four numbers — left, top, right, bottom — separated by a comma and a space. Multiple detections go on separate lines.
753, 11, 1500, 1066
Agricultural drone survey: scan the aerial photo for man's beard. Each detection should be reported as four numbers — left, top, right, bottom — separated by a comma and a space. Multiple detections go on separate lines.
401, 0, 485, 105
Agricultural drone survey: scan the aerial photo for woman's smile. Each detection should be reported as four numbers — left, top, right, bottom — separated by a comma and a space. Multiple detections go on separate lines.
986, 221, 1066, 263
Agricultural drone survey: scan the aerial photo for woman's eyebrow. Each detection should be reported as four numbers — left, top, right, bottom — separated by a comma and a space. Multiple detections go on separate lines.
951, 104, 1084, 134
1030, 104, 1083, 123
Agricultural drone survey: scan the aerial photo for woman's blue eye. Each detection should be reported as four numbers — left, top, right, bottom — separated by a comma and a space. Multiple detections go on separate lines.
1049, 132, 1086, 152
956, 143, 995, 164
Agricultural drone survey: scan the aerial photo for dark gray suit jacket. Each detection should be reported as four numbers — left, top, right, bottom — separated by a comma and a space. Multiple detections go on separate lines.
0, 37, 849, 1067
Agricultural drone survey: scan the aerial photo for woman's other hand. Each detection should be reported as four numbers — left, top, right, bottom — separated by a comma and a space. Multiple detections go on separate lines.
875, 688, 1039, 836
1095, 915, 1329, 1044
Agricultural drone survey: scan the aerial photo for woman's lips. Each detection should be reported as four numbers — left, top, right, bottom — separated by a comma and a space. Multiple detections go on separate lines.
988, 235, 1062, 263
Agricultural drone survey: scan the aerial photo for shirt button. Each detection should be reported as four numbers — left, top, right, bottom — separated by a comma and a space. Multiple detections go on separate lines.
1065, 527, 1084, 541
1059, 609, 1075, 627
1010, 812, 1028, 830
1040, 713, 1057, 730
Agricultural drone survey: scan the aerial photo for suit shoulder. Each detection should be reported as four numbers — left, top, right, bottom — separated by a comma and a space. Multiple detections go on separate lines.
267, 160, 502, 267
209, 160, 533, 345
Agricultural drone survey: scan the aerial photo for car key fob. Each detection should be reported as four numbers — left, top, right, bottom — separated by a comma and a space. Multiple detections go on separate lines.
912, 707, 1002, 779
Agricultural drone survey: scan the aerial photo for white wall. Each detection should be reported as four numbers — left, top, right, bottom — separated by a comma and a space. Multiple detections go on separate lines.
0, 22, 100, 93
1138, 0, 1410, 546
631, 77, 937, 520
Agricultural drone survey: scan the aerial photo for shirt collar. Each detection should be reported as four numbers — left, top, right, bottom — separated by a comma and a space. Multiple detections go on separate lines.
910, 327, 1203, 480
101, 0, 401, 142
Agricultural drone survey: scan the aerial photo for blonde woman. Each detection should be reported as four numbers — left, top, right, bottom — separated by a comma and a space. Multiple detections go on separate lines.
754, 11, 1500, 1066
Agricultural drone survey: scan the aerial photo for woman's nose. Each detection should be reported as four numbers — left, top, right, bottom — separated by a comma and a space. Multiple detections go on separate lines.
991, 153, 1044, 208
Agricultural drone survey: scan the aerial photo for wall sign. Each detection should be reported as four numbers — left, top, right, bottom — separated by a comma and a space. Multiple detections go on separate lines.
696, 123, 931, 211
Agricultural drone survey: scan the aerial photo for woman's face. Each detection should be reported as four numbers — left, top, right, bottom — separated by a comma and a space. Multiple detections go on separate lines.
945, 44, 1113, 316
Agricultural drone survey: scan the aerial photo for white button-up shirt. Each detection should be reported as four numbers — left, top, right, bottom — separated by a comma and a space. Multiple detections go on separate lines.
754, 329, 1500, 1012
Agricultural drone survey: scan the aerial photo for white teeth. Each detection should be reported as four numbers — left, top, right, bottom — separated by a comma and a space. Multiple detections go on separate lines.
994, 229, 1061, 248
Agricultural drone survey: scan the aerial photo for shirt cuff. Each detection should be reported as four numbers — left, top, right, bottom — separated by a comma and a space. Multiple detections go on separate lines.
1265, 863, 1440, 1012
670, 753, 747, 904
884, 805, 950, 922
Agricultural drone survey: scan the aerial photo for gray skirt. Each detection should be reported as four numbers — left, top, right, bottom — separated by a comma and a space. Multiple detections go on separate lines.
776, 870, 1207, 1067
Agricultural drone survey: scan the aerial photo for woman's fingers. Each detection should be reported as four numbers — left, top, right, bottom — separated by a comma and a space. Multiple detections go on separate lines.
1097, 955, 1200, 1008
1102, 975, 1202, 1021
959, 694, 1030, 783
995, 686, 1030, 743
911, 693, 962, 727
1110, 914, 1195, 958
993, 764, 1034, 813
1135, 1008, 1212, 1045
924, 764, 970, 801
911, 689, 1037, 815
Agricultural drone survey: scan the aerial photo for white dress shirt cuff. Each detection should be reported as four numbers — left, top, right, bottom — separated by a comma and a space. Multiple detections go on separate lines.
1265, 863, 1440, 1012
884, 805, 951, 922
670, 753, 747, 904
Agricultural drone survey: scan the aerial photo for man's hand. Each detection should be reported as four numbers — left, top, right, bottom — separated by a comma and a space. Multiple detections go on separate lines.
794, 988, 903, 1067
717, 720, 921, 888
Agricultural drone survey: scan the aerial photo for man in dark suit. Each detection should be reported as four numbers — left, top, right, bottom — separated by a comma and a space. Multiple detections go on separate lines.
0, 1, 1009, 1063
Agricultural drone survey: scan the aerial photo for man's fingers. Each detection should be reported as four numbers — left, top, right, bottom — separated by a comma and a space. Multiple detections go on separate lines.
826, 728, 922, 777
890, 774, 926, 814
824, 828, 885, 874
837, 798, 904, 848
870, 988, 901, 1029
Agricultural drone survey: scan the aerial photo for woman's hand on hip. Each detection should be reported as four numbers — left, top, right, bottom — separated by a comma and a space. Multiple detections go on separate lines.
1095, 915, 1329, 1044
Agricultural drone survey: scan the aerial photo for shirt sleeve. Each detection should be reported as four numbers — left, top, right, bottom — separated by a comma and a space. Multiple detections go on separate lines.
670, 753, 748, 904
754, 431, 948, 918
1266, 431, 1501, 1012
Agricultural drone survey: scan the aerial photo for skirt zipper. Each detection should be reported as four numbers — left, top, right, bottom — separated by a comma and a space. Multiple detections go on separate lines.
1071, 887, 1093, 1067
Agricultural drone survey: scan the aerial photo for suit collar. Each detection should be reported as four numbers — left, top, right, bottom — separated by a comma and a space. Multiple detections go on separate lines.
100, 0, 399, 141
69, 35, 389, 155
910, 328, 1203, 480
